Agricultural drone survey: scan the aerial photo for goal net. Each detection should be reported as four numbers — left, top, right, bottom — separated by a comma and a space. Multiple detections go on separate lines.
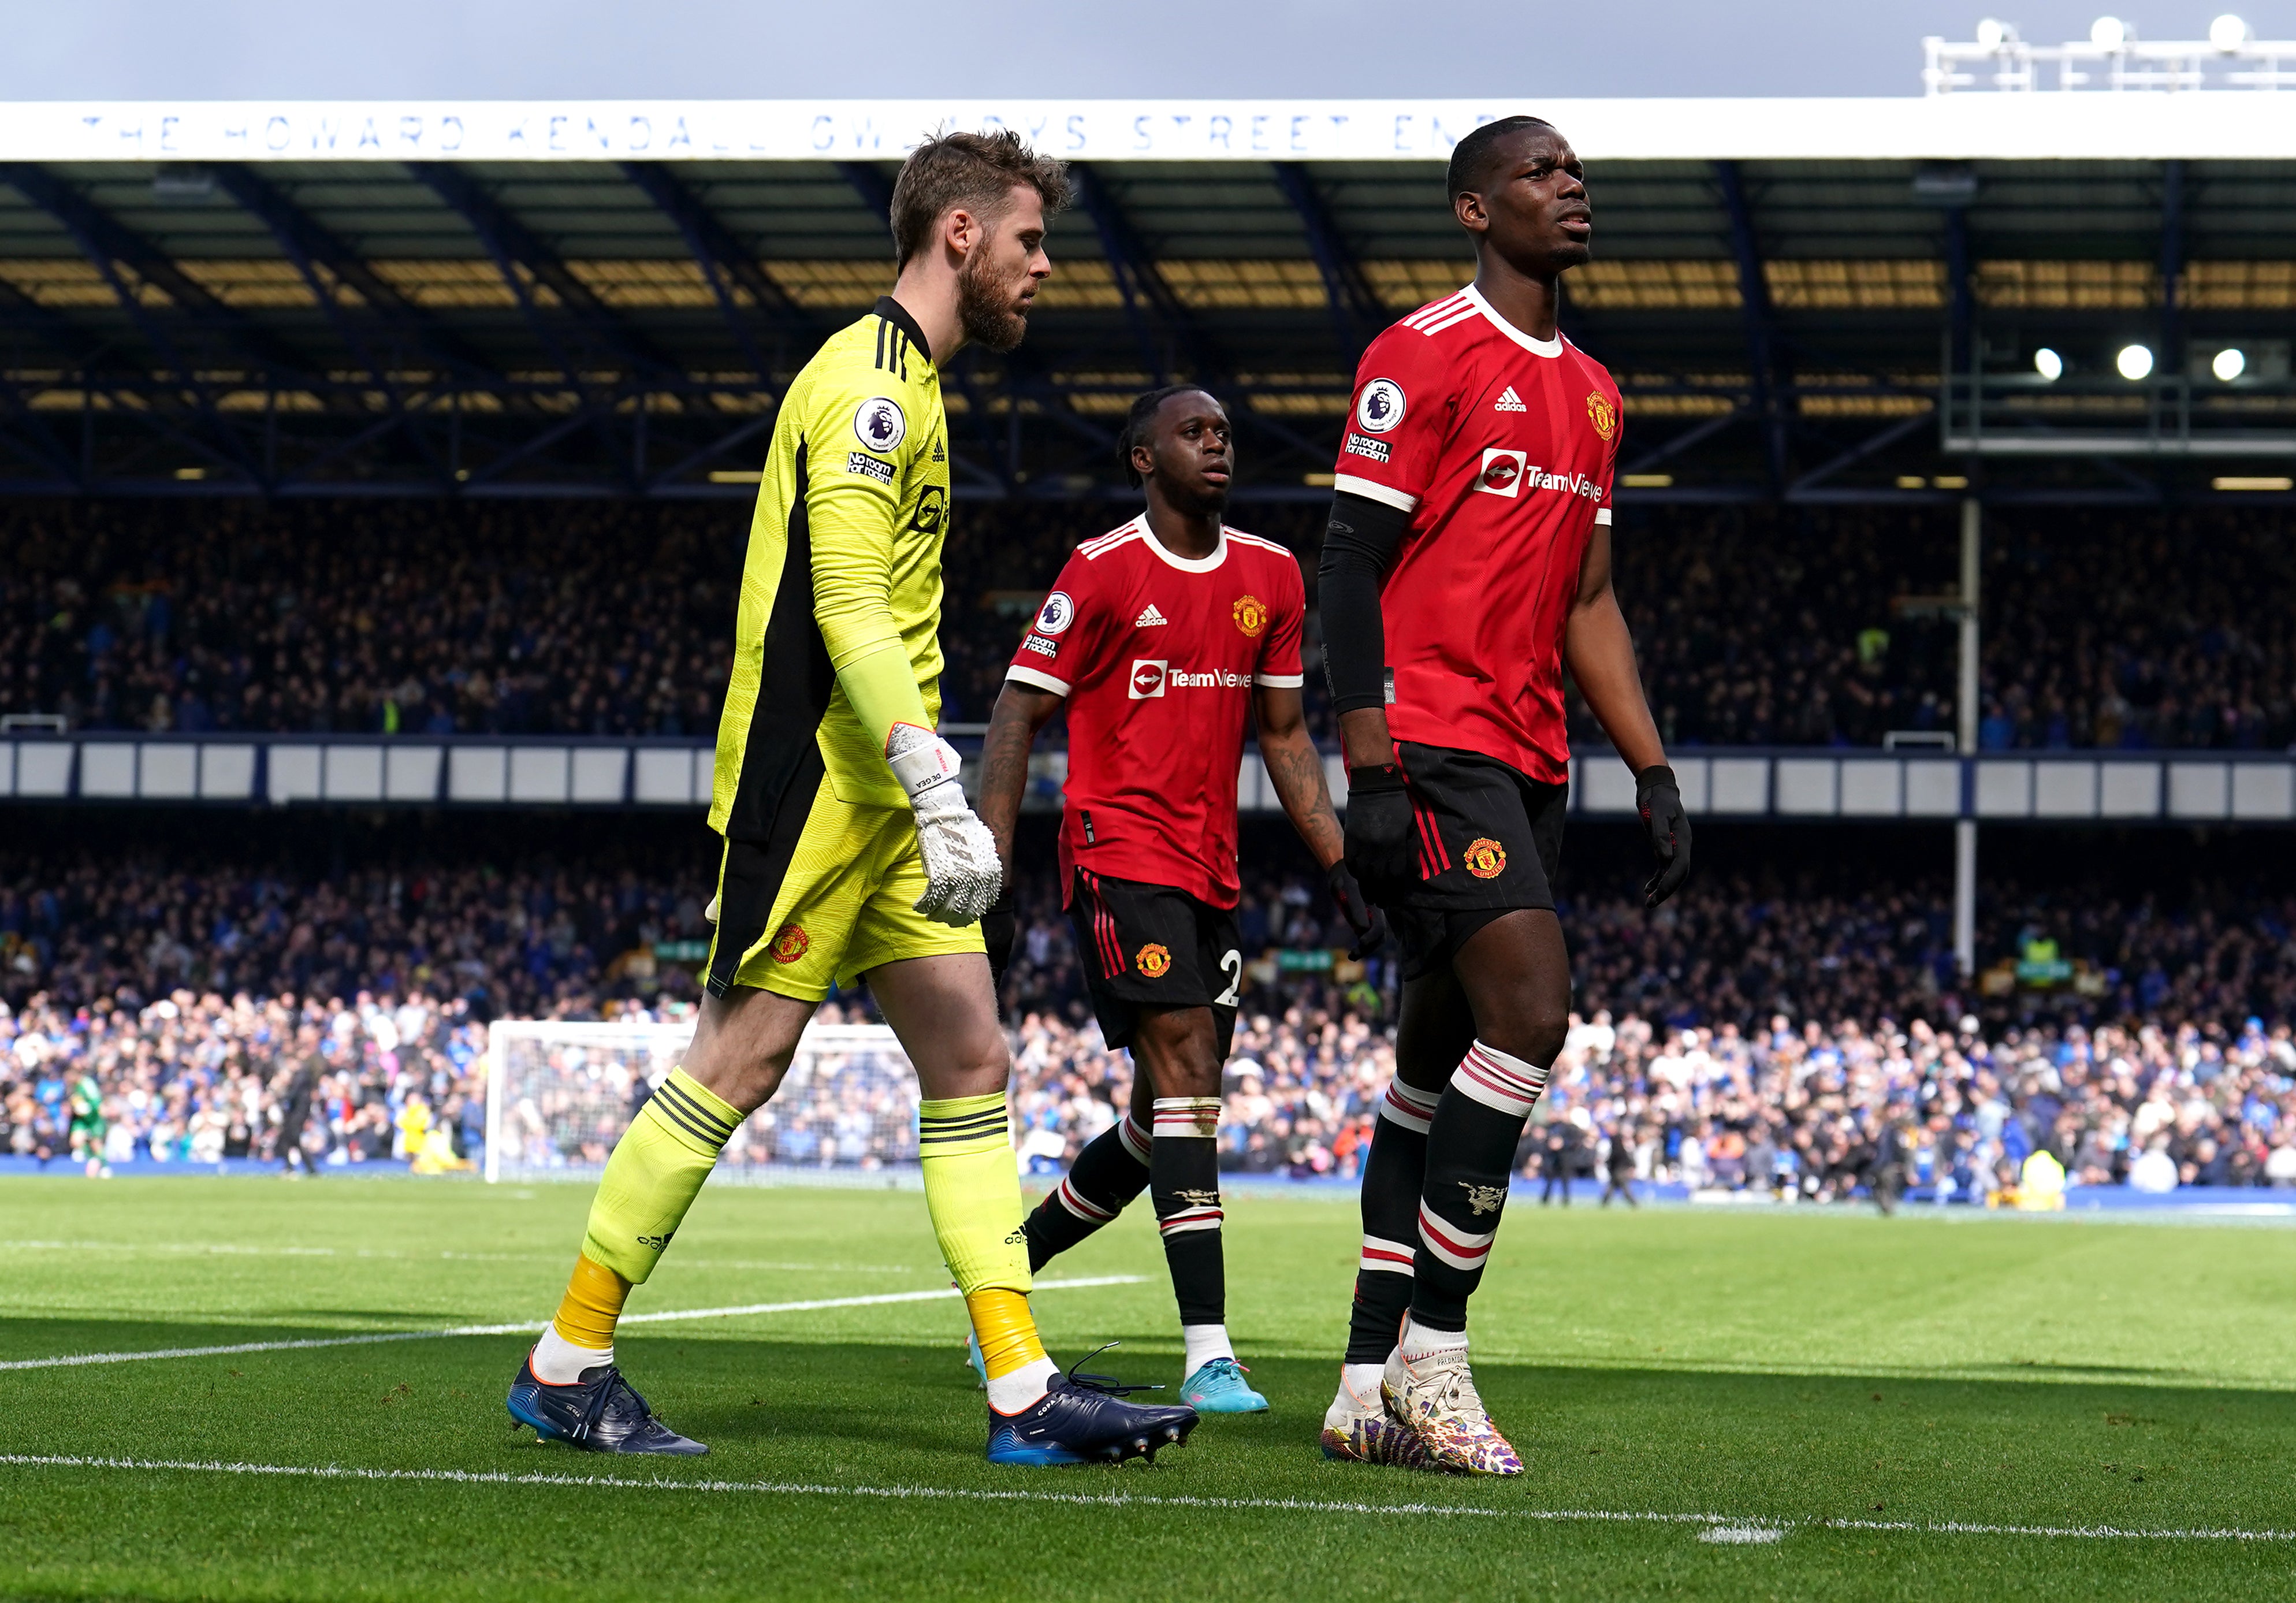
483, 1020, 920, 1185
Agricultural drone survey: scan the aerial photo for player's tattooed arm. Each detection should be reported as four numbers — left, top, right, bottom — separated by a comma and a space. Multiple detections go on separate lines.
976, 681, 1065, 873
1561, 523, 1665, 775
1253, 684, 1345, 870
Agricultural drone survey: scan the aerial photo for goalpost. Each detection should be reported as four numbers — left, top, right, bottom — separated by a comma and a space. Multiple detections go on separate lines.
482, 1020, 921, 1187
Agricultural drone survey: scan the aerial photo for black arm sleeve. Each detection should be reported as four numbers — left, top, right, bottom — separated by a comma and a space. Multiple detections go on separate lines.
1315, 490, 1413, 718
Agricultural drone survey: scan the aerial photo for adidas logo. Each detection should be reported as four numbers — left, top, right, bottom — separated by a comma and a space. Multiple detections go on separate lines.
1134, 604, 1168, 627
931, 439, 945, 461
1494, 386, 1527, 412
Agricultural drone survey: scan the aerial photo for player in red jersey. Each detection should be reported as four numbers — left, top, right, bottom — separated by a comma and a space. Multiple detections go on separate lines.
977, 385, 1385, 1414
1315, 117, 1692, 1475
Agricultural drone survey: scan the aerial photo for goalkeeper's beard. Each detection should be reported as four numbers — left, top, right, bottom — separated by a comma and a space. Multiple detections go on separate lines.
957, 247, 1030, 354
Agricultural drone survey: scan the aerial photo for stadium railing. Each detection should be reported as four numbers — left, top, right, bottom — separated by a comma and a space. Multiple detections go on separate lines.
14, 730, 2296, 824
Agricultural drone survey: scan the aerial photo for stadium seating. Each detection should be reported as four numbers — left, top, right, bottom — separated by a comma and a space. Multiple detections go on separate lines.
7, 844, 2296, 1196
8, 500, 2296, 750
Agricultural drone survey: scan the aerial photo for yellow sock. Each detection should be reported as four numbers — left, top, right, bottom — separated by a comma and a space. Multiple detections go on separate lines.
965, 1287, 1047, 1379
577, 1067, 742, 1288
551, 1252, 630, 1348
919, 1094, 1048, 1386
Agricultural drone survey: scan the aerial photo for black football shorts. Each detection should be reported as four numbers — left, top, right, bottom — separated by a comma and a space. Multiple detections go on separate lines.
1376, 741, 1568, 981
1067, 869, 1241, 1056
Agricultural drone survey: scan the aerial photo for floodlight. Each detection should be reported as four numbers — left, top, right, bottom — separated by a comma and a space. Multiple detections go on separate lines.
2210, 13, 2249, 49
2034, 347, 2064, 381
2116, 344, 2154, 380
1976, 17, 2008, 47
2213, 347, 2247, 381
2090, 15, 2128, 46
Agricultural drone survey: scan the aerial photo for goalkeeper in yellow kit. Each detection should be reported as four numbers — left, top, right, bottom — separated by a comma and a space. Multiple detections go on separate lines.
505, 131, 1200, 1466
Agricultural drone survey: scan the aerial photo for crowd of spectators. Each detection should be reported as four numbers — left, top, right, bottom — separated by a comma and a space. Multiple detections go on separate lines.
9, 833, 2296, 1200
1003, 1002, 2296, 1200
11, 834, 2296, 1057
1599, 506, 2296, 752
0, 501, 735, 739
17, 965, 2295, 1206
0, 846, 713, 1025
8, 499, 2295, 751
1, 987, 494, 1176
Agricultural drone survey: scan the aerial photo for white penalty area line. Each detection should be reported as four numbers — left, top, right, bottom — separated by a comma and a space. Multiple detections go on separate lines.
0, 1454, 2288, 1545
0, 1275, 1147, 1374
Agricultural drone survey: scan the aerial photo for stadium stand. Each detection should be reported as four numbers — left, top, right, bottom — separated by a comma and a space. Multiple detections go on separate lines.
8, 818, 2296, 1196
9, 498, 2296, 749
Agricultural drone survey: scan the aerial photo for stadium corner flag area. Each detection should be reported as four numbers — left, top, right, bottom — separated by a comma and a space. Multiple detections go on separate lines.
6, 1178, 2296, 1600
12, 21, 2296, 1595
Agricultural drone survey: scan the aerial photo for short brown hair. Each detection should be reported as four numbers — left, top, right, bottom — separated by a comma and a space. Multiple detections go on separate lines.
888, 129, 1071, 269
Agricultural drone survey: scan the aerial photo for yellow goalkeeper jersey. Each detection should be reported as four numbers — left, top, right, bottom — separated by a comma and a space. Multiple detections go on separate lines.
710, 295, 952, 837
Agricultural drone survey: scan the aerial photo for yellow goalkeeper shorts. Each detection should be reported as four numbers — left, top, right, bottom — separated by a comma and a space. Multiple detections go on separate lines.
704, 770, 983, 1002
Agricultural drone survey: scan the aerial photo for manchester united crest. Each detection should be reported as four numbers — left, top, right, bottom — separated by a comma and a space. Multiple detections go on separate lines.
1586, 391, 1618, 442
1458, 1181, 1507, 1216
1136, 942, 1173, 978
771, 924, 810, 964
1464, 838, 1508, 879
1232, 594, 1268, 638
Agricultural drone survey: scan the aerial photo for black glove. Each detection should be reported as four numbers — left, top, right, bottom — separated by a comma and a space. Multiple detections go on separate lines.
980, 888, 1017, 989
1342, 763, 1417, 890
1636, 763, 1693, 908
1326, 860, 1390, 959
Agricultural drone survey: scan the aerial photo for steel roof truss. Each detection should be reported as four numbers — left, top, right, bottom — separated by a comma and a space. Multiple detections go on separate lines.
1270, 162, 1385, 363
619, 159, 807, 380
408, 162, 680, 384
1713, 160, 1791, 494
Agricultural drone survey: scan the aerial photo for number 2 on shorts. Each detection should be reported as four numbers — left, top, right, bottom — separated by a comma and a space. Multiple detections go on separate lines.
1215, 949, 1242, 1006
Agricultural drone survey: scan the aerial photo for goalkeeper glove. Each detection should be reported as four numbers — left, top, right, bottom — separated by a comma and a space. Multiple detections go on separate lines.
1636, 763, 1693, 908
884, 723, 1003, 928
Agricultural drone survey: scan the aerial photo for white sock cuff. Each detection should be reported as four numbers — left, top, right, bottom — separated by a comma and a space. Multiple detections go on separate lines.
1452, 1040, 1550, 1119
1117, 1115, 1152, 1165
1358, 1234, 1416, 1276
1418, 1200, 1499, 1270
1401, 1315, 1467, 1360
1151, 1097, 1222, 1140
530, 1326, 611, 1385
1379, 1079, 1439, 1133
1054, 1175, 1117, 1223
985, 1355, 1059, 1416
1182, 1323, 1235, 1373
1156, 1200, 1223, 1237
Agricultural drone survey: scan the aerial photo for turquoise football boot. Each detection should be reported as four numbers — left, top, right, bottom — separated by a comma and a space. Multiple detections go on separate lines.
1179, 1356, 1270, 1414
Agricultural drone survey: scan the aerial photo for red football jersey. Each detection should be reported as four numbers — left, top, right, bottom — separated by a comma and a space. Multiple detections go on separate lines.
1005, 516, 1306, 909
1331, 283, 1621, 782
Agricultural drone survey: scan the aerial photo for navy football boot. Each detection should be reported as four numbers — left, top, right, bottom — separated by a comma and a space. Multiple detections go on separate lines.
507, 1355, 708, 1456
987, 1345, 1200, 1467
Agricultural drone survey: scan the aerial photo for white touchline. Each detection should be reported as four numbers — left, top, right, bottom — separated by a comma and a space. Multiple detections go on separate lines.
0, 1275, 1147, 1373
0, 1240, 931, 1273
0, 1455, 2287, 1544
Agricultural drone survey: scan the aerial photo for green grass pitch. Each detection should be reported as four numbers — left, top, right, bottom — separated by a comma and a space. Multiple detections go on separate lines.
4, 1176, 2296, 1601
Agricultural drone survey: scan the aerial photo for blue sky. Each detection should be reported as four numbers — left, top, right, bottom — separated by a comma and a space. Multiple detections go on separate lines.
12, 2, 2296, 99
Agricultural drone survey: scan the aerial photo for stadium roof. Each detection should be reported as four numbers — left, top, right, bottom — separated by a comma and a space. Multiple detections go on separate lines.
1, 99, 2291, 504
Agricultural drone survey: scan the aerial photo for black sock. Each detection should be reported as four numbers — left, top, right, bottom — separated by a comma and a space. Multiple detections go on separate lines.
1149, 1098, 1225, 1327
1021, 1112, 1149, 1273
1411, 1041, 1549, 1333
1345, 1077, 1438, 1364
